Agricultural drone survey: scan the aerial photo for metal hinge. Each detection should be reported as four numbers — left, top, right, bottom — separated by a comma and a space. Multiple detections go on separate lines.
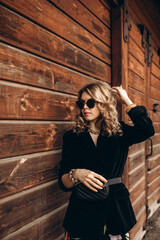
123, 0, 132, 42
139, 24, 154, 66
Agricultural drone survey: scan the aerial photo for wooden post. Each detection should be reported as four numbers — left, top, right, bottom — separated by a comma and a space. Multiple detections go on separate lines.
111, 6, 129, 188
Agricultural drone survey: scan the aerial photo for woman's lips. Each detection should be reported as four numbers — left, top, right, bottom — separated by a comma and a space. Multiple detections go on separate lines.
84, 112, 91, 116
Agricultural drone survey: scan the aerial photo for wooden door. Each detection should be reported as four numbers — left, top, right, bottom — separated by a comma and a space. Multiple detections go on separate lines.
112, 4, 159, 240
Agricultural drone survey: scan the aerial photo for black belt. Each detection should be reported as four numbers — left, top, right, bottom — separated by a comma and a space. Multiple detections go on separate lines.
107, 177, 122, 185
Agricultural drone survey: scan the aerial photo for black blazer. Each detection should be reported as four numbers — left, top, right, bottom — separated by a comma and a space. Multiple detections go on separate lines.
59, 106, 155, 239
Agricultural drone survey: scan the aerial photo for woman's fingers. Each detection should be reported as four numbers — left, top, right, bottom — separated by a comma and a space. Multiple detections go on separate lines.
75, 169, 108, 191
87, 178, 103, 190
94, 173, 107, 183
84, 181, 99, 192
83, 171, 107, 191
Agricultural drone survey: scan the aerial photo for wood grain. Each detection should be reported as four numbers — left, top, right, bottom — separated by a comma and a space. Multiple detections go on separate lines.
0, 181, 70, 238
128, 36, 144, 64
151, 62, 160, 79
128, 70, 145, 93
0, 81, 76, 120
50, 0, 111, 44
129, 164, 145, 188
130, 207, 146, 240
147, 177, 160, 196
128, 54, 144, 79
0, 0, 111, 64
0, 6, 111, 81
128, 86, 145, 105
0, 204, 68, 240
79, 0, 110, 26
0, 121, 72, 159
133, 192, 145, 217
0, 150, 62, 198
130, 177, 145, 203
129, 21, 144, 51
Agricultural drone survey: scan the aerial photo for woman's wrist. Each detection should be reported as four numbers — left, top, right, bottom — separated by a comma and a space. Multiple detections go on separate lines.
123, 98, 133, 106
69, 169, 80, 184
126, 103, 137, 113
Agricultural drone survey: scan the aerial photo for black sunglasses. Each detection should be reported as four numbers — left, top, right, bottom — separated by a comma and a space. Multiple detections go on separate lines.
76, 98, 96, 109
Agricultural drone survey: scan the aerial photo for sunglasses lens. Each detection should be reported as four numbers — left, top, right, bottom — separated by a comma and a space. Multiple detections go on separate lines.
76, 99, 96, 109
76, 100, 84, 109
87, 99, 95, 108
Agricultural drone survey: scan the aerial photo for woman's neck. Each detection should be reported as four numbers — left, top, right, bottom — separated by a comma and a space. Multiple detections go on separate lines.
88, 122, 100, 132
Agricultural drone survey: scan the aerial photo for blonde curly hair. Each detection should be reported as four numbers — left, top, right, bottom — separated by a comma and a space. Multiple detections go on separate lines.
72, 82, 122, 136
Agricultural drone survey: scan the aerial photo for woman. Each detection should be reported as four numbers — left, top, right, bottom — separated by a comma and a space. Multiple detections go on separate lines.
58, 82, 155, 240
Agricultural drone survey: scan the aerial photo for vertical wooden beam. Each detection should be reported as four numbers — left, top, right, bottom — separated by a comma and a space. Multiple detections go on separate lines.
144, 61, 151, 227
111, 6, 129, 188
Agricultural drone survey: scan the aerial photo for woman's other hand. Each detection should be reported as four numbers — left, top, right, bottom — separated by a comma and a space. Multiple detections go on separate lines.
73, 169, 107, 192
112, 85, 133, 106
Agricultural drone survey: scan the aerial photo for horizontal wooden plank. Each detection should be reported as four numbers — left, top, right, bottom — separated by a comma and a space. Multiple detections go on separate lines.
151, 62, 160, 79
0, 181, 69, 238
133, 192, 145, 217
50, 0, 111, 44
151, 74, 160, 92
149, 133, 160, 146
129, 164, 145, 188
152, 49, 160, 66
1, 204, 67, 240
129, 0, 160, 49
0, 81, 76, 120
0, 150, 62, 198
99, 0, 111, 11
148, 154, 160, 170
152, 143, 160, 156
147, 176, 160, 196
150, 86, 160, 101
0, 6, 111, 81
0, 0, 111, 64
147, 188, 159, 207
79, 0, 110, 26
129, 21, 144, 51
147, 165, 160, 183
152, 123, 160, 133
0, 121, 72, 159
130, 177, 145, 204
128, 36, 144, 64
129, 151, 145, 172
128, 142, 145, 155
133, 0, 160, 45
149, 98, 160, 112
128, 86, 145, 105
130, 207, 146, 240
128, 54, 144, 79
128, 70, 145, 94
149, 110, 160, 123
0, 43, 103, 94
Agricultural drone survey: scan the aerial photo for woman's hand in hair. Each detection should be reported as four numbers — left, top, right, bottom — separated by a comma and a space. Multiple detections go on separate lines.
112, 85, 133, 106
73, 169, 107, 192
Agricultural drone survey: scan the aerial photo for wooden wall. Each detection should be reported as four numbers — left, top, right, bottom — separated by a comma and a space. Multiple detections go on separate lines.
112, 1, 160, 240
126, 1, 160, 240
0, 0, 111, 239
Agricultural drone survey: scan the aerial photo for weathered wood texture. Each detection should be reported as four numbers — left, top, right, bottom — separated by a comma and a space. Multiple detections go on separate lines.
0, 5, 111, 81
0, 151, 61, 198
111, 5, 159, 239
0, 0, 111, 239
127, 22, 148, 239
129, 0, 160, 49
127, 2, 160, 239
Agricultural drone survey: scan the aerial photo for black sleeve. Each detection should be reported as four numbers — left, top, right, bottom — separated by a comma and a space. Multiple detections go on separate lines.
121, 106, 155, 146
58, 130, 75, 192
